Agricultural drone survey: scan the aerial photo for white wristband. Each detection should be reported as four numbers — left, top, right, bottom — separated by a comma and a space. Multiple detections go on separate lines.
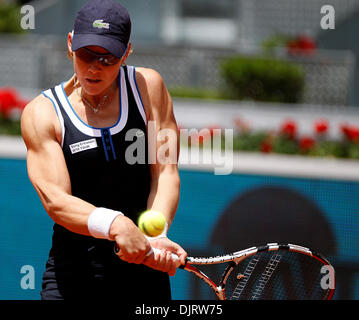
87, 207, 123, 240
144, 222, 168, 241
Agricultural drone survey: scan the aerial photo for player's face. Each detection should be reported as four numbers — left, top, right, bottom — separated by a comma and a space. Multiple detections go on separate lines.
73, 46, 122, 96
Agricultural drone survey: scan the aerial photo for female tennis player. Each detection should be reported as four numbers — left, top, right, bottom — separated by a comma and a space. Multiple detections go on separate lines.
21, 0, 186, 300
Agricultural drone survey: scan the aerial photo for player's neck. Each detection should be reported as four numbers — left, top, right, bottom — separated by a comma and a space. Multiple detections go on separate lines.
72, 77, 117, 114
80, 83, 116, 113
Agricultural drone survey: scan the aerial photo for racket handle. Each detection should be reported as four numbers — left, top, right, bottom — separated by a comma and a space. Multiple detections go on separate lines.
152, 247, 179, 261
114, 244, 179, 261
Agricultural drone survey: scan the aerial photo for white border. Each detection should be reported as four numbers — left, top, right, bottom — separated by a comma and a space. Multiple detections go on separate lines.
127, 66, 147, 125
54, 68, 129, 137
2, 137, 359, 181
178, 147, 359, 181
42, 88, 65, 147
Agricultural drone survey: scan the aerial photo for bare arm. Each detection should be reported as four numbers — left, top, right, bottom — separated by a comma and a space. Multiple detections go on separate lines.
21, 95, 95, 233
136, 68, 181, 226
136, 68, 187, 270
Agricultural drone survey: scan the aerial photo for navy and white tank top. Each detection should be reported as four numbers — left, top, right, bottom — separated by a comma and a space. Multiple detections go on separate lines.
42, 65, 151, 249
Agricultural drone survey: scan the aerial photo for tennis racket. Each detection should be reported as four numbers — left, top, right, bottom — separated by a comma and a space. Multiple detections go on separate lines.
116, 243, 335, 300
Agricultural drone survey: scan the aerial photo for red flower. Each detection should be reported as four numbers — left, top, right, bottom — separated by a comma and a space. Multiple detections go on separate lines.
299, 136, 315, 151
287, 35, 316, 55
188, 128, 212, 146
280, 120, 297, 139
0, 88, 18, 118
0, 87, 28, 120
260, 141, 272, 153
16, 99, 28, 110
198, 133, 210, 146
341, 124, 359, 142
341, 124, 350, 136
314, 120, 329, 134
348, 129, 359, 142
208, 125, 222, 137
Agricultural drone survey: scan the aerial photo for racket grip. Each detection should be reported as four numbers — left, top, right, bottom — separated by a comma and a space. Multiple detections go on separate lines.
152, 247, 179, 261
114, 244, 179, 261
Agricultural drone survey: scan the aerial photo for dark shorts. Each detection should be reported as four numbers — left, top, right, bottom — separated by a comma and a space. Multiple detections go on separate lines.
40, 240, 171, 300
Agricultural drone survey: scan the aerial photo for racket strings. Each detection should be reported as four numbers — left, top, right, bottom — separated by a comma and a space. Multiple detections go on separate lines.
224, 250, 331, 300
230, 257, 259, 300
251, 253, 282, 300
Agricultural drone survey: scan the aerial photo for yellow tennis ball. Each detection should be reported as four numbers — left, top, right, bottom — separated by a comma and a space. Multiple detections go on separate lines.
138, 210, 166, 237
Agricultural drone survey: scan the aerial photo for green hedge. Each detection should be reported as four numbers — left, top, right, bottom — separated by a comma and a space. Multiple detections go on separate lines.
0, 115, 21, 136
168, 87, 224, 100
0, 3, 25, 34
220, 56, 305, 103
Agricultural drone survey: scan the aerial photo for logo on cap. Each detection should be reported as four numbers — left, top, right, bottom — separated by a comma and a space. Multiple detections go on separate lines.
93, 19, 110, 29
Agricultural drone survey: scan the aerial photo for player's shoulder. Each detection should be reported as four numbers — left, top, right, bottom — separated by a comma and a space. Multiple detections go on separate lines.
134, 66, 162, 79
21, 92, 59, 139
22, 93, 56, 118
134, 67, 165, 90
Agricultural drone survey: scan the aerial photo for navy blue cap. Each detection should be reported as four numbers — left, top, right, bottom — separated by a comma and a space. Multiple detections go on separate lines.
72, 0, 131, 58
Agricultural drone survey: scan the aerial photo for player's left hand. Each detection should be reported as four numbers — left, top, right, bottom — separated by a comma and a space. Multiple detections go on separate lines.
143, 237, 187, 276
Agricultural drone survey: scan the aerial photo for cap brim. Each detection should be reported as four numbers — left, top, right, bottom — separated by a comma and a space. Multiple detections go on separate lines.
72, 33, 127, 58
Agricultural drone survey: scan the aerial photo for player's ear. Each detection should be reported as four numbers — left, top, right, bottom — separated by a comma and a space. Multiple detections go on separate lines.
67, 31, 74, 61
120, 42, 132, 64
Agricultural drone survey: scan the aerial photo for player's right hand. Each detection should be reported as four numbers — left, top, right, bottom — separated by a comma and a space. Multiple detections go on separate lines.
110, 215, 151, 264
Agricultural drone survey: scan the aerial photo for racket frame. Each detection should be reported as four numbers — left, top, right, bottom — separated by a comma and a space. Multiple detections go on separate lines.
182, 243, 335, 300
114, 242, 335, 300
